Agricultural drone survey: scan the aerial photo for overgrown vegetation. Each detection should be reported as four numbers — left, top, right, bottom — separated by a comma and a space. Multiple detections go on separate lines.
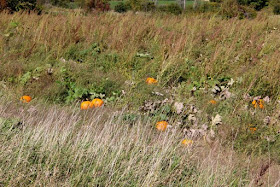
0, 5, 280, 186
0, 96, 279, 186
0, 0, 276, 16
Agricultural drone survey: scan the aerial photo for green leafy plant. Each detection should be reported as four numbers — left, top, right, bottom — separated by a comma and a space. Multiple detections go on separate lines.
65, 43, 101, 63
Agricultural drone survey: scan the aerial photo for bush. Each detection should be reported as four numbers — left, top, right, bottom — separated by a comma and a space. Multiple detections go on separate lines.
0, 0, 7, 10
4, 0, 40, 12
114, 2, 130, 13
220, 0, 240, 18
271, 0, 280, 14
185, 2, 220, 13
128, 0, 143, 11
50, 0, 69, 8
210, 0, 222, 2
85, 0, 110, 12
140, 1, 155, 12
237, 0, 269, 10
239, 5, 257, 18
220, 0, 256, 19
273, 3, 280, 14
158, 3, 182, 15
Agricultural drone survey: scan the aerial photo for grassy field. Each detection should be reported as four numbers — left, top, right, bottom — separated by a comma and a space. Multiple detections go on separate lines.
1, 10, 280, 186
1, 96, 280, 186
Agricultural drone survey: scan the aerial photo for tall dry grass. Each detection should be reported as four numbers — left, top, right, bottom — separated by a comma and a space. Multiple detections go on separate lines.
1, 11, 280, 186
1, 11, 280, 88
0, 95, 280, 186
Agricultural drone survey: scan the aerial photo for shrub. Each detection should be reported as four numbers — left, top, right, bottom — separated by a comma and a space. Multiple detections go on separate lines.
158, 3, 182, 15
126, 0, 155, 12
220, 0, 256, 19
200, 2, 220, 12
237, 0, 269, 10
239, 5, 257, 19
50, 0, 69, 8
0, 0, 7, 10
4, 0, 40, 12
114, 2, 130, 13
128, 0, 143, 11
85, 0, 110, 12
210, 0, 222, 2
140, 1, 155, 12
271, 0, 280, 14
273, 3, 280, 14
167, 3, 182, 15
220, 0, 240, 18
186, 2, 220, 13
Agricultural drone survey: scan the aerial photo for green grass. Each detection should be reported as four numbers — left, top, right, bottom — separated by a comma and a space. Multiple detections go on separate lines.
109, 1, 123, 9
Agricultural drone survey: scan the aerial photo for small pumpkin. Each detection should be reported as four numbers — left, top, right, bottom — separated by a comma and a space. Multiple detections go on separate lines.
91, 98, 104, 108
182, 139, 193, 146
252, 99, 264, 109
252, 100, 257, 108
81, 101, 91, 110
146, 77, 157, 84
248, 124, 257, 133
249, 127, 257, 133
258, 99, 264, 109
20, 95, 32, 103
209, 100, 217, 105
156, 121, 168, 131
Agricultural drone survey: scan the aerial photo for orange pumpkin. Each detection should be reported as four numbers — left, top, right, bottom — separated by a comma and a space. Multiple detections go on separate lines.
249, 127, 257, 133
20, 95, 32, 103
81, 101, 91, 110
258, 99, 264, 109
252, 100, 258, 108
248, 124, 257, 133
91, 98, 104, 108
209, 100, 217, 105
252, 99, 264, 109
156, 121, 168, 131
146, 77, 157, 84
182, 139, 193, 146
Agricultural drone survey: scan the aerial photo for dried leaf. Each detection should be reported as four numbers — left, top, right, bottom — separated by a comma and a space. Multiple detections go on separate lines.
263, 116, 271, 125
263, 96, 270, 103
220, 88, 233, 100
227, 78, 234, 87
212, 114, 222, 126
188, 114, 196, 122
174, 102, 184, 114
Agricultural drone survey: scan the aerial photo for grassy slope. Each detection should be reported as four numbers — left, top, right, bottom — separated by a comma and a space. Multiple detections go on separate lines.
0, 11, 280, 185
0, 96, 279, 186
